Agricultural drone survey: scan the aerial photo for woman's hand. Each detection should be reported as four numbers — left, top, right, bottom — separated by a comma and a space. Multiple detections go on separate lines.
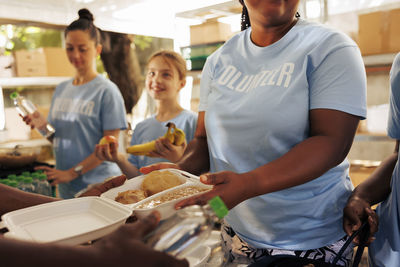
175, 171, 254, 210
147, 137, 187, 163
34, 166, 77, 186
95, 142, 120, 163
21, 113, 35, 129
343, 196, 378, 245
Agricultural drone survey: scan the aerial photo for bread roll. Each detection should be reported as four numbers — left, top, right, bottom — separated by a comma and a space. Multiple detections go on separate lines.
141, 170, 183, 196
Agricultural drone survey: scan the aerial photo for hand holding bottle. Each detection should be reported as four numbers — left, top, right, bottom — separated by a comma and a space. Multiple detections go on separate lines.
11, 92, 55, 139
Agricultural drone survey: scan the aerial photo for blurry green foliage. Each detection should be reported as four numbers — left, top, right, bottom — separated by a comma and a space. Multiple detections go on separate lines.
0, 25, 62, 53
133, 35, 153, 51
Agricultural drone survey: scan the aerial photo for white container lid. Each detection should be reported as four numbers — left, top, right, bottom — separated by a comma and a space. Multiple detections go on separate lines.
0, 196, 132, 246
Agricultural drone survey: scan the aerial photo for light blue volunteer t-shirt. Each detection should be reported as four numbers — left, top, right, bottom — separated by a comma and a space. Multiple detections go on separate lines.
369, 53, 400, 267
48, 75, 127, 199
199, 19, 367, 250
128, 110, 197, 171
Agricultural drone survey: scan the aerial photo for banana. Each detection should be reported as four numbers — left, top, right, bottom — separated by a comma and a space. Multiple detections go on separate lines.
173, 127, 186, 146
126, 122, 179, 155
126, 140, 156, 155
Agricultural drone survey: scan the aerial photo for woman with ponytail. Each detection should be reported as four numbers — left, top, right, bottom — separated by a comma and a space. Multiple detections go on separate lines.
22, 9, 128, 199
144, 0, 367, 265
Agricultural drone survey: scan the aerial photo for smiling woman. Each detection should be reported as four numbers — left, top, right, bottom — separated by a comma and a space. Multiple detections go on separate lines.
19, 8, 128, 199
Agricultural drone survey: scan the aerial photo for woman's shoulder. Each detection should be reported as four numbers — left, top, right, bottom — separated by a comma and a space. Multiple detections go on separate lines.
297, 19, 356, 47
92, 75, 122, 94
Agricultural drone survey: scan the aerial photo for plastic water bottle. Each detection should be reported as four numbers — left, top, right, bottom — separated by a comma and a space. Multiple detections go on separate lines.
30, 173, 40, 193
10, 92, 55, 139
19, 177, 35, 193
145, 196, 228, 259
36, 174, 52, 196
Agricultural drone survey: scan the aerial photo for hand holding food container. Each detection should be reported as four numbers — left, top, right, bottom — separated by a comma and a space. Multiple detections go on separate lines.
140, 164, 243, 210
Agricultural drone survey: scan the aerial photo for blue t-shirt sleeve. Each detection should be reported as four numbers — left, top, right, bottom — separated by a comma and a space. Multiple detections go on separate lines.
199, 57, 214, 112
387, 53, 400, 139
100, 84, 128, 131
309, 46, 367, 119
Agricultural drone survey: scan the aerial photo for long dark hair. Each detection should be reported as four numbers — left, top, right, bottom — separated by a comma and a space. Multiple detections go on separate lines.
64, 8, 100, 44
239, 0, 300, 31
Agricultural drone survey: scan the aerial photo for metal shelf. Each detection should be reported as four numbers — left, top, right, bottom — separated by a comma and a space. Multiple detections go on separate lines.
363, 53, 397, 67
355, 133, 393, 142
0, 77, 70, 89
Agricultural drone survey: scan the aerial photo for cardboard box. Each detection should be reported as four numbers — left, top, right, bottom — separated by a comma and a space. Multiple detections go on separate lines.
43, 47, 75, 77
358, 8, 400, 55
190, 20, 232, 45
14, 48, 47, 77
14, 47, 75, 77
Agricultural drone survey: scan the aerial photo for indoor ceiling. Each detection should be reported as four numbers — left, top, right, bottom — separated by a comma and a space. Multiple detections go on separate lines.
0, 0, 399, 39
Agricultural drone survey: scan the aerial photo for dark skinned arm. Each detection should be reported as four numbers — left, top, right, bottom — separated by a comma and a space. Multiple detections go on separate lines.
177, 108, 361, 209
343, 140, 398, 244
0, 184, 58, 217
0, 212, 188, 267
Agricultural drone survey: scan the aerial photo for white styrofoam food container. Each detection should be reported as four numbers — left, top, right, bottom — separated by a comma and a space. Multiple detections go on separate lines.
100, 168, 211, 220
0, 196, 132, 245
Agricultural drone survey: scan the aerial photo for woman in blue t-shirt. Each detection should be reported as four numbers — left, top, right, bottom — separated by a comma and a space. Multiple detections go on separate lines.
141, 0, 367, 266
22, 9, 127, 199
95, 50, 197, 179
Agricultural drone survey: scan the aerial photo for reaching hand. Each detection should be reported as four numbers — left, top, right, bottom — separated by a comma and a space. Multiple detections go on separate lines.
175, 171, 254, 210
34, 166, 76, 186
147, 137, 187, 163
95, 142, 120, 163
77, 174, 127, 197
93, 211, 188, 267
343, 196, 379, 245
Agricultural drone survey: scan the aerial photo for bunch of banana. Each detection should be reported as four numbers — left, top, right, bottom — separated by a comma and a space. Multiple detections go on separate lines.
126, 122, 186, 155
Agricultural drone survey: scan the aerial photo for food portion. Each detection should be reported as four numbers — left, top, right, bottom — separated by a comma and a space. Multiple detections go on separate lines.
136, 186, 210, 209
141, 170, 184, 196
114, 170, 185, 204
115, 189, 147, 204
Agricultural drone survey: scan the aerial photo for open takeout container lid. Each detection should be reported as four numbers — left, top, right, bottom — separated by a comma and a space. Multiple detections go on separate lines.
0, 196, 132, 245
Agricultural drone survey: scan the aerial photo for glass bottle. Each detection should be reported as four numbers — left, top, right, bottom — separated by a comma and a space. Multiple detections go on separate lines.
10, 92, 55, 139
145, 196, 228, 259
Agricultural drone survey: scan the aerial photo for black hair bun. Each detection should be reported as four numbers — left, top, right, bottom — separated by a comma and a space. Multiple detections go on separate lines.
78, 8, 94, 22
